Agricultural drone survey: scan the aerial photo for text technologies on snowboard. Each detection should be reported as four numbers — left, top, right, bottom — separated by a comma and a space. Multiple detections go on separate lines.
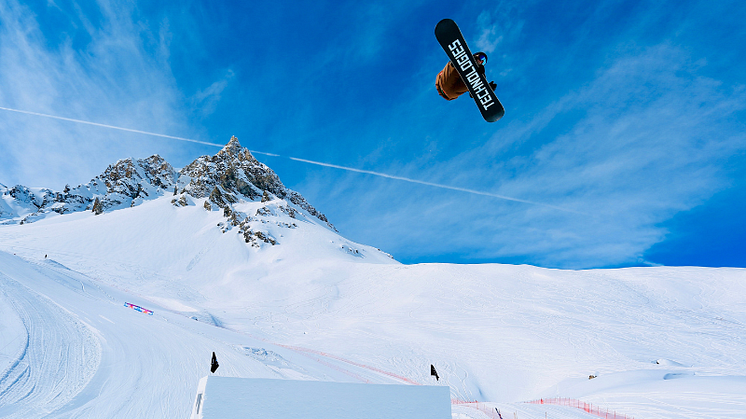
447, 39, 496, 110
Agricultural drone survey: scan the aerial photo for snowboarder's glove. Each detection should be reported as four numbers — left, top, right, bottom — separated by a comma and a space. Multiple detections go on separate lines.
489, 81, 496, 90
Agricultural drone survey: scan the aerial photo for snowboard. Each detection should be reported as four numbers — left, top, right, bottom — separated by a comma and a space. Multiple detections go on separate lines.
435, 19, 505, 122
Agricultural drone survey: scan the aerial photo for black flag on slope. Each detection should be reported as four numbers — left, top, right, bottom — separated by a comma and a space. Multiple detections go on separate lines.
211, 352, 219, 373
430, 364, 439, 381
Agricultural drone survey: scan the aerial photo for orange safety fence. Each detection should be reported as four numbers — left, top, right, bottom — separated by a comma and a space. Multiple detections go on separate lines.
526, 397, 634, 419
452, 398, 635, 419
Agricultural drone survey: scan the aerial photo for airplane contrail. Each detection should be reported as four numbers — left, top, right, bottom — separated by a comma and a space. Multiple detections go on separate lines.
252, 152, 583, 214
0, 106, 224, 147
0, 106, 582, 214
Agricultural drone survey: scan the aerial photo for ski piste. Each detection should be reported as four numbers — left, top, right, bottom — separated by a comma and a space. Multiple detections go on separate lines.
435, 19, 505, 122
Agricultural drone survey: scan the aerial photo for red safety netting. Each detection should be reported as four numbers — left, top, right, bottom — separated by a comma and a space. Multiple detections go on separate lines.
526, 397, 634, 419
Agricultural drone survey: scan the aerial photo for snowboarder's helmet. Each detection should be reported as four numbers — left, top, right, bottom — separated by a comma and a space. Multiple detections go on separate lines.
474, 52, 488, 65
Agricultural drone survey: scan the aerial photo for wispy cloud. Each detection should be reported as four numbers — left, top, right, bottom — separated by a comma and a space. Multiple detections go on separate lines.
0, 106, 221, 147
191, 69, 235, 118
474, 11, 504, 54
253, 151, 583, 214
0, 0, 192, 189
473, 6, 524, 63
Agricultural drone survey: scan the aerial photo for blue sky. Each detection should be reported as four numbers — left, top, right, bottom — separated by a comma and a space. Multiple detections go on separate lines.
0, 0, 744, 269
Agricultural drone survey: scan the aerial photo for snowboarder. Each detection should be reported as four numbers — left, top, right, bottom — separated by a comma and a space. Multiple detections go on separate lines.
436, 51, 496, 101
435, 19, 505, 122
430, 364, 439, 381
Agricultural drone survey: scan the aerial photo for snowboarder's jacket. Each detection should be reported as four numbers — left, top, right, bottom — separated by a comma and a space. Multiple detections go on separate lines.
435, 55, 485, 101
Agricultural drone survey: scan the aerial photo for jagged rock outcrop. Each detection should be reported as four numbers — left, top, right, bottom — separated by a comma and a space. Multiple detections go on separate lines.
94, 155, 179, 212
177, 136, 335, 231
179, 136, 284, 201
99, 155, 177, 197
92, 198, 104, 215
3, 155, 179, 223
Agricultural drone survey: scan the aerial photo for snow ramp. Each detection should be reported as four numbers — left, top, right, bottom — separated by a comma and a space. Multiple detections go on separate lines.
190, 376, 451, 419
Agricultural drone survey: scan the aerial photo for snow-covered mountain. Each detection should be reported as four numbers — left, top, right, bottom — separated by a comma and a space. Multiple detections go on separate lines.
0, 136, 396, 324
0, 136, 380, 260
1, 137, 745, 419
1, 136, 335, 233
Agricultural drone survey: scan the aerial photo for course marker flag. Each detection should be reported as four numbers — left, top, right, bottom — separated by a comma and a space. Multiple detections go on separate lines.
125, 302, 154, 315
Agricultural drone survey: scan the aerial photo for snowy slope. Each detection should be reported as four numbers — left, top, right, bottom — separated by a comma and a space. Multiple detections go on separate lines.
0, 251, 417, 418
2, 236, 745, 419
1, 140, 745, 418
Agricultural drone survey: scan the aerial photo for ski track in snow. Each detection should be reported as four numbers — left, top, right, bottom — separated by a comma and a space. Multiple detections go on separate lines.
0, 254, 235, 418
0, 273, 100, 418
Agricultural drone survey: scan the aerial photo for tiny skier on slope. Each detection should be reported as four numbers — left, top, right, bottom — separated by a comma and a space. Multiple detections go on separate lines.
435, 51, 497, 101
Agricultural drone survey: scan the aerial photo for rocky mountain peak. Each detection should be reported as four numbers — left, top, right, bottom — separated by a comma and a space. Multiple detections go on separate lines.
179, 136, 284, 201
216, 135, 249, 160
2, 136, 335, 236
